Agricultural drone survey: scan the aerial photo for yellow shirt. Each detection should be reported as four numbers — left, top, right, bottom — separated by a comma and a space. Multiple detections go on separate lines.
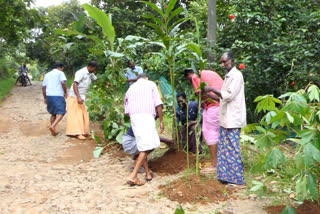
219, 67, 247, 128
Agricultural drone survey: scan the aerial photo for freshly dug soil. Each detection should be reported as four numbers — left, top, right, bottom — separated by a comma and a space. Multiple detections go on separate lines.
104, 143, 128, 159
149, 150, 195, 175
266, 200, 320, 214
160, 175, 236, 204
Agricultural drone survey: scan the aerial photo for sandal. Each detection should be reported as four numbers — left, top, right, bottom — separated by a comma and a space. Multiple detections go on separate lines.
127, 178, 145, 186
227, 183, 246, 189
200, 166, 217, 174
145, 173, 153, 182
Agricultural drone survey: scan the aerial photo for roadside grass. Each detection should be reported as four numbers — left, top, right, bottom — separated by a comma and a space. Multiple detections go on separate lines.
0, 78, 15, 102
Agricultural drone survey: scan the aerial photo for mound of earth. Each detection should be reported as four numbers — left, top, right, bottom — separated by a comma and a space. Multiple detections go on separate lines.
149, 150, 196, 175
266, 200, 320, 214
160, 174, 236, 204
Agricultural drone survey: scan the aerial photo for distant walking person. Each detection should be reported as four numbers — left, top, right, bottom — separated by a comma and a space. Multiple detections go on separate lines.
124, 73, 164, 186
203, 52, 247, 188
66, 61, 98, 140
42, 62, 67, 136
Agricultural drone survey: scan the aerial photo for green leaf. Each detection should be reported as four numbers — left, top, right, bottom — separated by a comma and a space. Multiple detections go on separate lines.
104, 51, 125, 58
124, 35, 147, 41
142, 1, 165, 18
250, 181, 264, 192
307, 172, 318, 199
74, 14, 85, 32
167, 7, 183, 24
285, 112, 294, 123
93, 147, 104, 158
174, 205, 185, 214
116, 132, 123, 144
264, 148, 286, 169
296, 173, 308, 200
280, 206, 297, 214
144, 22, 164, 37
165, 0, 178, 17
255, 131, 276, 152
142, 14, 166, 28
87, 35, 104, 46
307, 84, 320, 102
82, 4, 115, 44
303, 143, 320, 167
255, 95, 282, 113
186, 43, 202, 58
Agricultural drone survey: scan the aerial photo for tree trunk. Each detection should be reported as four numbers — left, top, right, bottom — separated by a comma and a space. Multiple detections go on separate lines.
207, 0, 216, 63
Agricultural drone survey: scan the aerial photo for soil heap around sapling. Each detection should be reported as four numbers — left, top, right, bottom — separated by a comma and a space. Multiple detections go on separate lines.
160, 174, 236, 204
149, 149, 196, 175
266, 200, 320, 214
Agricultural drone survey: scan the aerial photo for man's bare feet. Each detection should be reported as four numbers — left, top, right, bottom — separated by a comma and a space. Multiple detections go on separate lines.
77, 135, 86, 140
49, 127, 58, 136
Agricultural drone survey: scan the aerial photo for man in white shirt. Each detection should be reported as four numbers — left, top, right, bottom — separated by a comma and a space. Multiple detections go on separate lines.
66, 61, 98, 140
203, 52, 246, 189
42, 63, 67, 136
125, 60, 143, 85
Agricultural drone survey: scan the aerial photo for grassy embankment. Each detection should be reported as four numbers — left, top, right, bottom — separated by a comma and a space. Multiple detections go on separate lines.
0, 78, 15, 102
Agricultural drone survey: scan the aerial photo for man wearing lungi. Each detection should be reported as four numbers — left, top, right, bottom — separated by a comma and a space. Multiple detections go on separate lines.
203, 52, 247, 188
42, 63, 67, 136
124, 73, 164, 186
66, 61, 98, 140
184, 69, 223, 174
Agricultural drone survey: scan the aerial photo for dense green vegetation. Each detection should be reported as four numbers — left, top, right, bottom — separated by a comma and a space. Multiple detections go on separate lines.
1, 0, 320, 209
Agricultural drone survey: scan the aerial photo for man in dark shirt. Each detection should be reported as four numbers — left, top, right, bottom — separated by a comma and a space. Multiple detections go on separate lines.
176, 92, 202, 153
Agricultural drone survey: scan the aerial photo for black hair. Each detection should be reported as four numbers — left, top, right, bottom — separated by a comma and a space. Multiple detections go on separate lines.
224, 52, 235, 62
88, 61, 98, 68
176, 92, 187, 99
54, 62, 64, 69
137, 73, 149, 79
184, 68, 194, 77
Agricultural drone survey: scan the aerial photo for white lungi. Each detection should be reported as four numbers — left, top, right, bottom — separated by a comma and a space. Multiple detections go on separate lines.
130, 113, 160, 151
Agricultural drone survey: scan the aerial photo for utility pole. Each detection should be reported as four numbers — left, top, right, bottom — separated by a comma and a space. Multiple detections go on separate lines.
207, 0, 216, 63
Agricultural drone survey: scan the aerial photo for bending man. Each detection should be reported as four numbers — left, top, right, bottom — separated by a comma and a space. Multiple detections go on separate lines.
66, 61, 98, 140
124, 73, 164, 186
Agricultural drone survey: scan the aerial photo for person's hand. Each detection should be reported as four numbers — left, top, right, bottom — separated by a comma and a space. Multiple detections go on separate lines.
64, 93, 68, 99
159, 121, 164, 134
44, 99, 47, 104
77, 97, 84, 104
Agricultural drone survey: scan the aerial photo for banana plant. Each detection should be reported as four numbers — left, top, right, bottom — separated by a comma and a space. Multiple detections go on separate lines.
142, 0, 187, 151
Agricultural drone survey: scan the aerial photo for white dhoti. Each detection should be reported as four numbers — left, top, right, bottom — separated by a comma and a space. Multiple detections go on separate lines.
130, 113, 160, 152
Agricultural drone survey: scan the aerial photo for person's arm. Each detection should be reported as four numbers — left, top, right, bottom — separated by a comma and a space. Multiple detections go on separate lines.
42, 86, 47, 104
203, 86, 222, 98
160, 136, 175, 144
61, 81, 67, 99
126, 78, 138, 83
156, 104, 164, 134
204, 92, 220, 101
73, 82, 83, 104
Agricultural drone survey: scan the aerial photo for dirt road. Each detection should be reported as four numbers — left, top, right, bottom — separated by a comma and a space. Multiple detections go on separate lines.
0, 82, 267, 214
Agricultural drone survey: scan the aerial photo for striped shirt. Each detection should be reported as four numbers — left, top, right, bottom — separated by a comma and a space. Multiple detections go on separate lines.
124, 78, 163, 117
